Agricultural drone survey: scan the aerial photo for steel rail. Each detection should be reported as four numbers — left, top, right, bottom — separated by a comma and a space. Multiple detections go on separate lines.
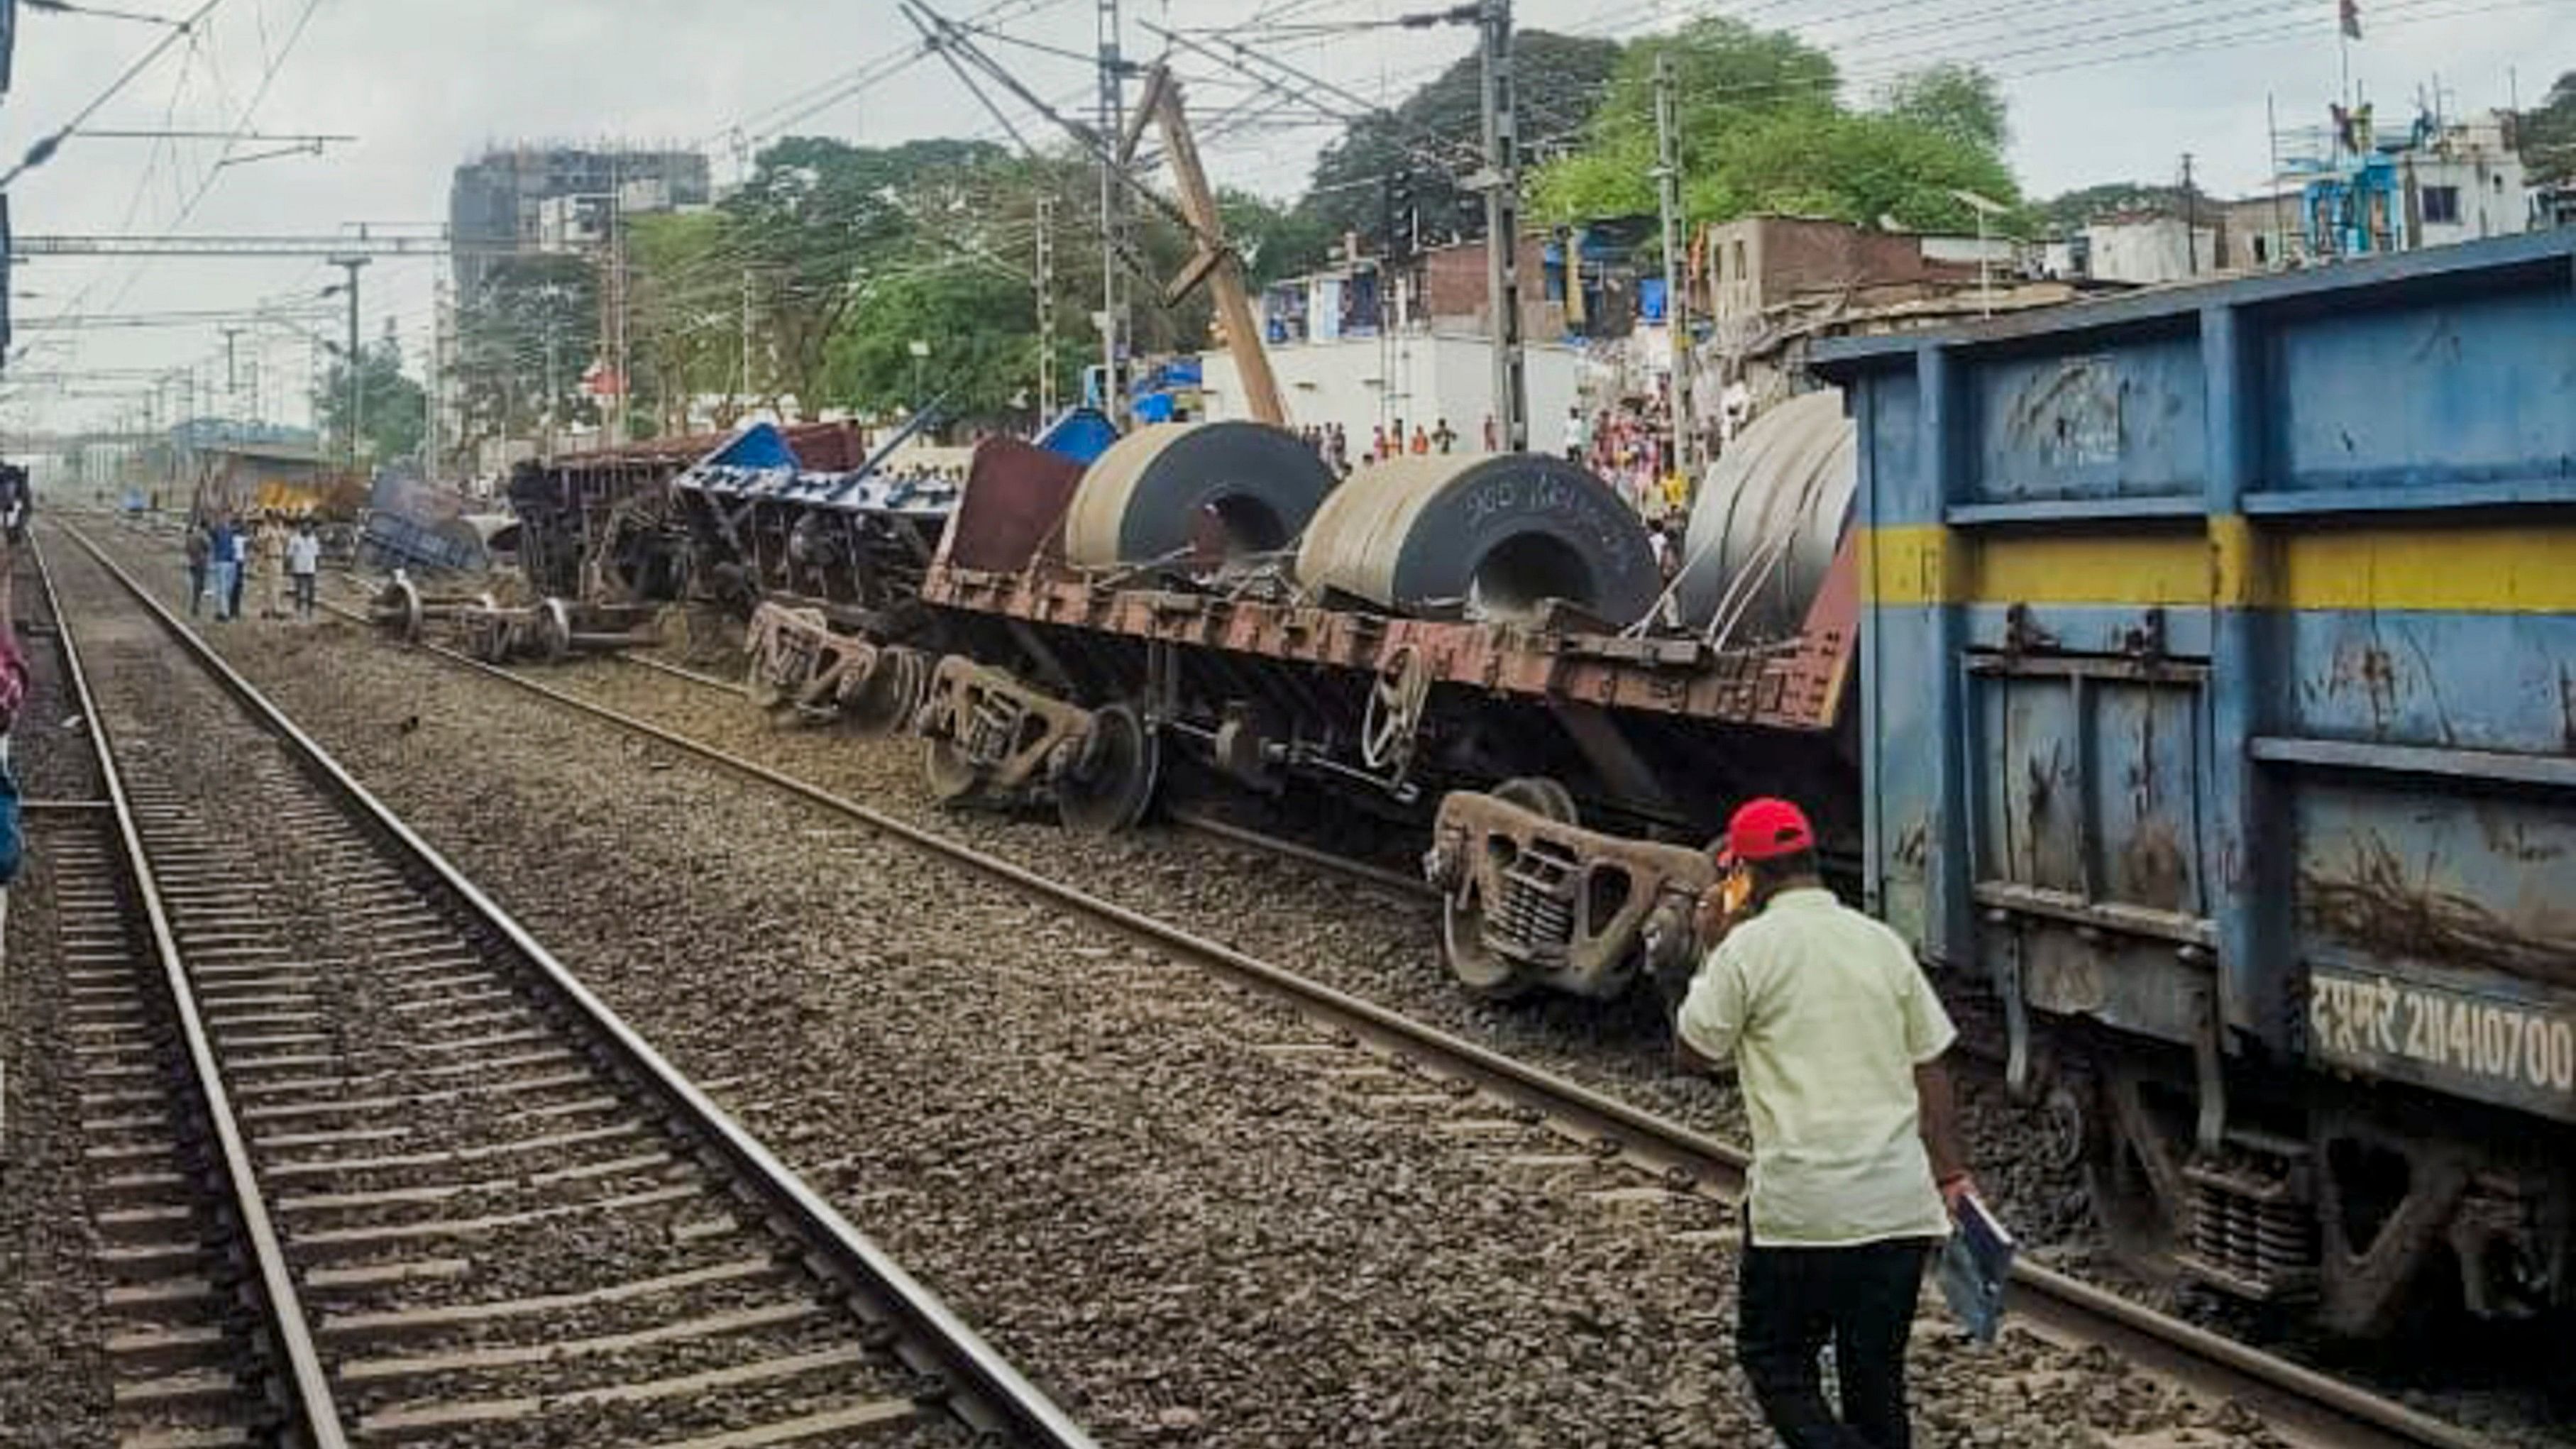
31, 534, 352, 1448
617, 650, 745, 694
296, 575, 2502, 1449
62, 522, 1099, 1449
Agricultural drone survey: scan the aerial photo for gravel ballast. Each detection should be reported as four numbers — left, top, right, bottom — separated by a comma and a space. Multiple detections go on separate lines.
43, 523, 2314, 1448
0, 544, 117, 1446
528, 642, 2099, 1260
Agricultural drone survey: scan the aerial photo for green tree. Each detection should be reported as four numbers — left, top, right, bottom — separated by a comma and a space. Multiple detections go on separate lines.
1530, 18, 1840, 222
1877, 62, 2008, 154
1219, 187, 1333, 285
822, 267, 1040, 419
1304, 31, 1621, 246
314, 336, 427, 465
2521, 71, 2576, 184
1531, 18, 2018, 235
627, 209, 751, 434
456, 253, 600, 458
725, 136, 1015, 414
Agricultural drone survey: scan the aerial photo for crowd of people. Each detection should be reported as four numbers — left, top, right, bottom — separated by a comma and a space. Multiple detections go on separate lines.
1297, 415, 1482, 478
1289, 400, 1692, 529
1561, 400, 1690, 520
181, 512, 323, 624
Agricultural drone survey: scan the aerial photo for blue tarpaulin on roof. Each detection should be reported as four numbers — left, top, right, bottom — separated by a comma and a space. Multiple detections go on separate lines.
704, 422, 801, 472
1034, 405, 1119, 463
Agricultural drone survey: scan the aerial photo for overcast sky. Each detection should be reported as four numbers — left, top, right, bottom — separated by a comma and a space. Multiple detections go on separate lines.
3, 0, 2565, 434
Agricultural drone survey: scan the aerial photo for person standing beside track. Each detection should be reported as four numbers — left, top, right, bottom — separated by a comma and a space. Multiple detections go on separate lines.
205, 516, 238, 622
1675, 797, 1975, 1449
255, 514, 288, 622
183, 521, 211, 618
286, 519, 322, 622
226, 521, 251, 622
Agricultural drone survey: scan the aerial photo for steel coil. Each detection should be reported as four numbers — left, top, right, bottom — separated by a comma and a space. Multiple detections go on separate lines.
1673, 388, 1856, 640
1295, 453, 1658, 627
1062, 422, 1334, 569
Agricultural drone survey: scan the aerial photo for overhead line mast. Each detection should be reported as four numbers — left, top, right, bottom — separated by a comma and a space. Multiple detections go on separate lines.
1097, 0, 1127, 427
1474, 0, 1526, 453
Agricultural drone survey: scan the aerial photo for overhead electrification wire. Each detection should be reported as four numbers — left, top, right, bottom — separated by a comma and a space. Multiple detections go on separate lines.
0, 0, 229, 187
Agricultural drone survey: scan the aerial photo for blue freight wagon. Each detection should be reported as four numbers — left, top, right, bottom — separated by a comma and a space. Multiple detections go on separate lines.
1815, 230, 2576, 1336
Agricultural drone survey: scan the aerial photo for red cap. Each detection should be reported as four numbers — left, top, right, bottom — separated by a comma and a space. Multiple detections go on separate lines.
1719, 798, 1815, 866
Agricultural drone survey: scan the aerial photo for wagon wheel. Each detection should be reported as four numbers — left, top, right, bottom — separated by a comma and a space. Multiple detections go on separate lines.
1491, 776, 1578, 826
380, 575, 425, 642
842, 647, 923, 737
1441, 888, 1536, 1002
1056, 703, 1160, 835
534, 598, 575, 665
1436, 774, 1573, 1003
1359, 644, 1431, 779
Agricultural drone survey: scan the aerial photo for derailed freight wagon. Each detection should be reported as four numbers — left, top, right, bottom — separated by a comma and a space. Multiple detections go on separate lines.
1814, 229, 2576, 1336
772, 412, 1863, 1005
507, 421, 876, 602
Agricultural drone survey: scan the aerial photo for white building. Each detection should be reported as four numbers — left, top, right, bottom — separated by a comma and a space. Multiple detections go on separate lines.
2399, 111, 2527, 247
2082, 215, 2220, 285
1199, 332, 1581, 453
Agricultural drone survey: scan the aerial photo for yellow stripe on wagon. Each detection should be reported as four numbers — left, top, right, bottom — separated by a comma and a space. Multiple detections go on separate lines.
1861, 519, 2576, 614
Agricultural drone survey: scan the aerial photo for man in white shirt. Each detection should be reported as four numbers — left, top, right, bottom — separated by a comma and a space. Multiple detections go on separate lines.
285, 519, 323, 622
1561, 405, 1590, 463
1676, 797, 1973, 1449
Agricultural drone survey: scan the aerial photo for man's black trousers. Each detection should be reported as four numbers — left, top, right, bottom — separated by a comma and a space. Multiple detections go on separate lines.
1738, 1230, 1934, 1448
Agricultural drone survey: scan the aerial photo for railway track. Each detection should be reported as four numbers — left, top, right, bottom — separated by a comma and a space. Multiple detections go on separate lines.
256, 546, 2506, 1449
46, 522, 1095, 1448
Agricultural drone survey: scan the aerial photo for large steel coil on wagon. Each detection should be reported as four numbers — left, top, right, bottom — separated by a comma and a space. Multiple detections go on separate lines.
1062, 422, 1336, 568
1294, 453, 1661, 627
1673, 388, 1856, 641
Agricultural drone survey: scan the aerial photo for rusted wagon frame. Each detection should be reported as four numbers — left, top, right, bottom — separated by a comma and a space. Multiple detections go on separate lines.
918, 535, 1858, 732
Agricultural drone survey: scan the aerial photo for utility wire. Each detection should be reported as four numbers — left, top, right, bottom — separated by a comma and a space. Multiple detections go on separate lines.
0, 0, 228, 187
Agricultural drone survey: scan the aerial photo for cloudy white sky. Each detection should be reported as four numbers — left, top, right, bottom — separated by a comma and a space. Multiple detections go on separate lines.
2, 0, 2565, 434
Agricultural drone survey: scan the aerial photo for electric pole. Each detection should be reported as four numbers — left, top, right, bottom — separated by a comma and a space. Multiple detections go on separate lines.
544, 315, 561, 461
1096, 0, 1128, 426
605, 153, 629, 445
221, 325, 245, 424
429, 270, 448, 477
1653, 50, 1694, 488
739, 268, 756, 419
1476, 0, 1526, 451
328, 255, 368, 475
2181, 153, 2198, 275
1036, 195, 1058, 418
